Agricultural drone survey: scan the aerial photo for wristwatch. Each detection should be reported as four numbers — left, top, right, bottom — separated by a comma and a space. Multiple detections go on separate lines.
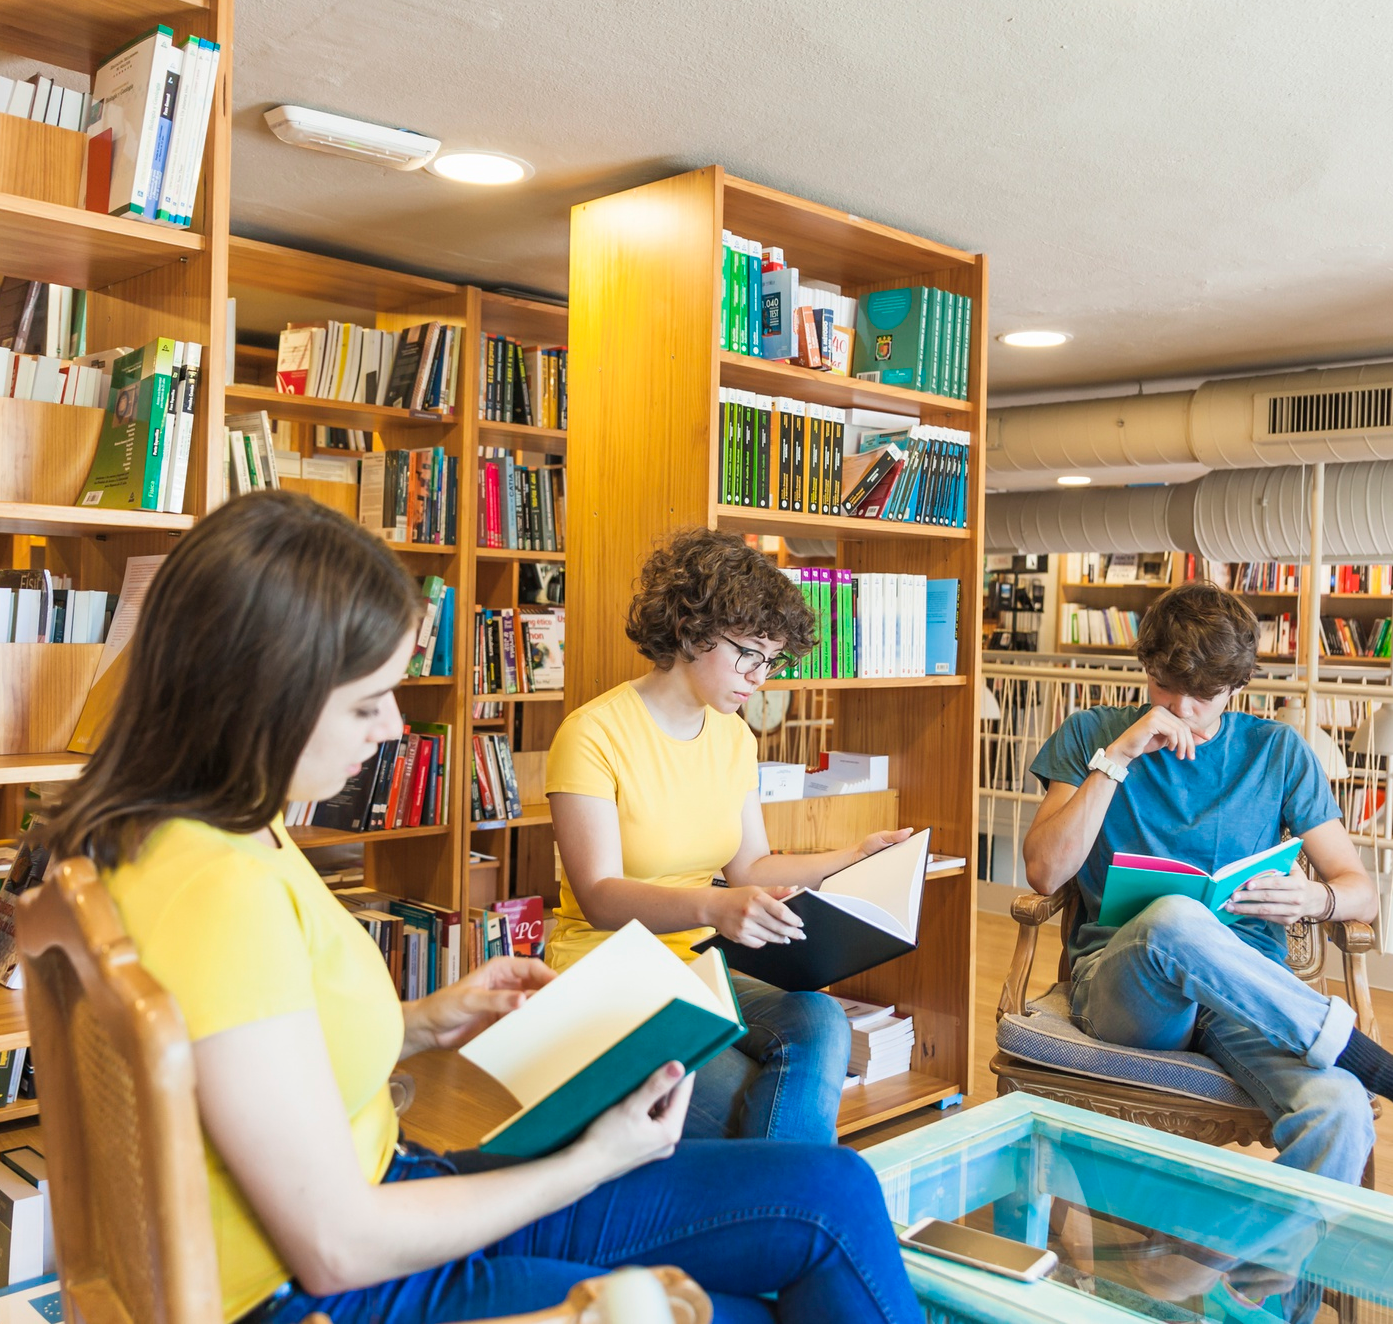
1087, 747, 1129, 783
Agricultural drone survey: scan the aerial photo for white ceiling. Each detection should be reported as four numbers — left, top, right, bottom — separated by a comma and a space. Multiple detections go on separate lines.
225, 0, 1393, 396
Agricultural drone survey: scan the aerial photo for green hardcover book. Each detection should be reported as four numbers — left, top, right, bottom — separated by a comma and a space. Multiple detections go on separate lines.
732, 242, 748, 360
922, 289, 946, 395
955, 294, 972, 399
1097, 838, 1303, 930
76, 338, 174, 510
939, 295, 957, 403
719, 230, 732, 352
818, 567, 833, 679
851, 287, 930, 388
461, 921, 745, 1159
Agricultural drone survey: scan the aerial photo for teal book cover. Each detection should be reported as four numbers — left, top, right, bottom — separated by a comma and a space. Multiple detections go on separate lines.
76, 337, 174, 510
852, 286, 930, 386
1098, 838, 1303, 929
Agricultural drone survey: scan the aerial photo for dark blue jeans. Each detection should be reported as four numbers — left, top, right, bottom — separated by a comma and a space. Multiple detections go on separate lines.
250, 1140, 921, 1324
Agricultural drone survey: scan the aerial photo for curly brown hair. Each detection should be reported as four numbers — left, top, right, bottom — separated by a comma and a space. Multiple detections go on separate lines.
625, 527, 817, 669
1136, 580, 1258, 698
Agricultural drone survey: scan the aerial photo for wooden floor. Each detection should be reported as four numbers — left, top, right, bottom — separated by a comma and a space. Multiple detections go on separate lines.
2, 910, 1390, 1193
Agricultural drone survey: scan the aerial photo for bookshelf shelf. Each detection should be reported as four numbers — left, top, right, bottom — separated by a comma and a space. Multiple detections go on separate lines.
398, 676, 455, 687
0, 192, 204, 288
0, 1099, 40, 1123
762, 674, 968, 692
718, 352, 970, 420
475, 548, 568, 563
0, 752, 87, 786
472, 691, 564, 704
714, 505, 970, 543
472, 803, 551, 832
479, 290, 568, 343
287, 823, 451, 850
0, 502, 196, 538
225, 383, 453, 432
227, 236, 458, 308
382, 540, 457, 556
569, 165, 986, 1138
478, 421, 568, 455
0, 0, 209, 70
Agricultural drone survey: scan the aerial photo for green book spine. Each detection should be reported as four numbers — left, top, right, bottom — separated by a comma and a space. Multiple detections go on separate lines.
77, 338, 172, 510
914, 286, 931, 392
720, 232, 732, 352
733, 245, 748, 358
926, 290, 945, 395
819, 569, 833, 679
957, 295, 972, 399
939, 296, 956, 402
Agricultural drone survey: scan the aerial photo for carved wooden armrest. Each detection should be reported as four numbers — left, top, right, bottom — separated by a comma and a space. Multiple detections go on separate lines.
1010, 888, 1070, 927
1326, 920, 1376, 954
999, 885, 1072, 1022
1326, 920, 1381, 1044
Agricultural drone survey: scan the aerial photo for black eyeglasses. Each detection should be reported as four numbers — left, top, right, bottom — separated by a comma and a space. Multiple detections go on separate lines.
720, 636, 795, 678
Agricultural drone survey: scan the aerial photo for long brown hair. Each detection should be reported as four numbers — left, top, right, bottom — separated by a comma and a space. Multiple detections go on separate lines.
43, 491, 420, 868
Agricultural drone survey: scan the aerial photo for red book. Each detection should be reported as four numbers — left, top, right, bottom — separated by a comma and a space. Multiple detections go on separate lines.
485, 462, 502, 548
382, 726, 412, 828
491, 896, 544, 957
406, 735, 433, 827
471, 735, 497, 818
393, 733, 422, 829
85, 129, 113, 214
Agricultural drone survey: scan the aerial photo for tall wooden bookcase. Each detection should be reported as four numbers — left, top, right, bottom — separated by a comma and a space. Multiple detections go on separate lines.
0, 0, 235, 1121
567, 166, 988, 1135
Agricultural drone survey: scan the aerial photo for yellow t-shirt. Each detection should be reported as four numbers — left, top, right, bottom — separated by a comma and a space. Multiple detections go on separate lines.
105, 816, 404, 1322
544, 681, 758, 970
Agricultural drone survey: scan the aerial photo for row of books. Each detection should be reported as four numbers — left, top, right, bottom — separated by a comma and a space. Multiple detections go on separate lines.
276, 321, 460, 414
0, 571, 115, 645
1318, 616, 1392, 659
846, 426, 971, 527
474, 606, 565, 694
333, 887, 463, 1000
1323, 564, 1393, 595
477, 454, 566, 551
1062, 603, 1140, 648
720, 237, 857, 371
77, 338, 203, 513
853, 286, 973, 400
409, 577, 455, 678
287, 721, 454, 833
225, 410, 281, 496
470, 895, 547, 964
718, 389, 845, 512
471, 732, 524, 822
0, 280, 87, 360
777, 572, 960, 680
0, 70, 89, 129
1233, 561, 1302, 593
478, 336, 568, 429
1256, 613, 1297, 656
89, 25, 221, 227
1070, 551, 1173, 585
360, 448, 460, 547
473, 700, 505, 721
0, 347, 113, 408
1233, 562, 1393, 596
834, 997, 914, 1087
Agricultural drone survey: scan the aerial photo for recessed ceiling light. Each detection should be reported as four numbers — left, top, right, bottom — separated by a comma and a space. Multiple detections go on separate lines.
1056, 475, 1092, 487
998, 330, 1072, 348
427, 150, 534, 185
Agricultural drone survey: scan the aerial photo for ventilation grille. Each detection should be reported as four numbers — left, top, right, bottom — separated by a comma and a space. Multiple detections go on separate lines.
1259, 387, 1393, 439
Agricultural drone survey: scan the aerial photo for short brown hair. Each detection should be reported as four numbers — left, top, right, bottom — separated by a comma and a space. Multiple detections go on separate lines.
625, 527, 816, 669
1136, 580, 1258, 698
44, 491, 420, 869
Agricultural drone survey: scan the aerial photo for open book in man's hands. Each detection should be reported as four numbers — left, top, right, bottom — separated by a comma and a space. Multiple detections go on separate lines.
1098, 837, 1304, 929
692, 828, 937, 991
459, 920, 745, 1158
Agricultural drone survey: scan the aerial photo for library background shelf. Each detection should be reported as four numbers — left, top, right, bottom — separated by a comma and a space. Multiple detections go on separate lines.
568, 165, 987, 1135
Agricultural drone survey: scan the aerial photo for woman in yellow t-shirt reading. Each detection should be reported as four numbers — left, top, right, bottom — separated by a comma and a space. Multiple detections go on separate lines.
547, 527, 910, 1145
41, 493, 921, 1324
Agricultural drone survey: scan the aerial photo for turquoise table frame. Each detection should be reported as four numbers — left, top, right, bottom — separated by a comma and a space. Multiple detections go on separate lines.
861, 1093, 1393, 1323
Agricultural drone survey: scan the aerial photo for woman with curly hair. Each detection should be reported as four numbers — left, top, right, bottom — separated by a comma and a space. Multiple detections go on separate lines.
546, 527, 910, 1144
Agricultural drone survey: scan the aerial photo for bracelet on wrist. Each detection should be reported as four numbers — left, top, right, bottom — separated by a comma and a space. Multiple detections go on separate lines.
1311, 879, 1337, 924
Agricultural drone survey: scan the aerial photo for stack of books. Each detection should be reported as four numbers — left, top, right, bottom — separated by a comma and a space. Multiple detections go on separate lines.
470, 733, 523, 823
776, 572, 959, 680
844, 426, 970, 526
1322, 563, 1393, 594
88, 26, 221, 228
359, 448, 459, 546
1255, 613, 1297, 656
1317, 616, 1388, 659
0, 280, 89, 362
851, 286, 973, 400
286, 721, 452, 834
225, 409, 280, 496
0, 571, 115, 645
477, 453, 566, 551
1061, 604, 1141, 649
468, 895, 546, 965
276, 321, 459, 416
1233, 561, 1303, 593
478, 337, 567, 428
474, 606, 564, 694
834, 998, 915, 1087
332, 887, 462, 1000
0, 70, 90, 128
75, 339, 204, 513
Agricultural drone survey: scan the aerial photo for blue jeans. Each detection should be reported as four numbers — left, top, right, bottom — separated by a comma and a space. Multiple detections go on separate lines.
1071, 895, 1373, 1185
684, 976, 850, 1144
248, 1140, 922, 1324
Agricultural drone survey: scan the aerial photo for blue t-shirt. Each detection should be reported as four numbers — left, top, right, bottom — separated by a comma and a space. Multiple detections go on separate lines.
1030, 706, 1340, 967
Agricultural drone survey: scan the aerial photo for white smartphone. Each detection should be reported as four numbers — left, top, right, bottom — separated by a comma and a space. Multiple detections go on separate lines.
898, 1217, 1058, 1282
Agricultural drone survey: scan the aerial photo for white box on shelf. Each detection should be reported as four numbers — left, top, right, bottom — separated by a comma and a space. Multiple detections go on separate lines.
802, 772, 859, 798
822, 751, 889, 792
757, 762, 805, 803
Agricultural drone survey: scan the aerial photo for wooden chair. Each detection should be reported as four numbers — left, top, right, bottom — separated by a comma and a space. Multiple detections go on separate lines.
18, 859, 710, 1324
992, 880, 1381, 1181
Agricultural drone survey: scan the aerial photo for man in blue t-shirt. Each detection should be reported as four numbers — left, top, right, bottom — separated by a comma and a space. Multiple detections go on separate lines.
1026, 581, 1389, 1193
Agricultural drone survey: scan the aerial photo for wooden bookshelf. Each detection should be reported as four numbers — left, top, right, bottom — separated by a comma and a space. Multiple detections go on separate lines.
568, 166, 986, 1135
467, 289, 569, 914
225, 383, 454, 432
0, 0, 234, 1116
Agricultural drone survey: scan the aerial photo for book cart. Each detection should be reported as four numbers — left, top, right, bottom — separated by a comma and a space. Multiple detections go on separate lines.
566, 166, 988, 1136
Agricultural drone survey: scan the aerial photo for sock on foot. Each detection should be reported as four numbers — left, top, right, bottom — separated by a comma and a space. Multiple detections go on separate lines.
1335, 1027, 1393, 1100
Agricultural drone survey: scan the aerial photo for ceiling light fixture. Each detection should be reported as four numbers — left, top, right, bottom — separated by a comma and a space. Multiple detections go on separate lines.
1056, 475, 1092, 487
998, 330, 1072, 348
427, 150, 534, 185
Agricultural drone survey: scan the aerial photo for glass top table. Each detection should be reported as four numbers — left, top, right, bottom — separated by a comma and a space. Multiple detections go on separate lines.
862, 1093, 1393, 1324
